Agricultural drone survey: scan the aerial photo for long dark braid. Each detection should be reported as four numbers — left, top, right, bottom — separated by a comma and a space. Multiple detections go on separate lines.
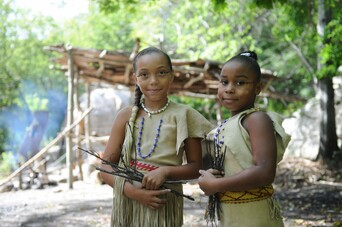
134, 85, 143, 108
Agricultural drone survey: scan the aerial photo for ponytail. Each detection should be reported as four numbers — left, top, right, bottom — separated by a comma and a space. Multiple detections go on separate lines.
225, 50, 261, 82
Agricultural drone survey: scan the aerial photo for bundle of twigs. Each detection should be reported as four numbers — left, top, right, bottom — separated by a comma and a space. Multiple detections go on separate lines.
203, 136, 227, 227
78, 147, 194, 201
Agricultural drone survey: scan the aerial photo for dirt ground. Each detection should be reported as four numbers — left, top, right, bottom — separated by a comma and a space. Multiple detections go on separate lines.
0, 157, 341, 227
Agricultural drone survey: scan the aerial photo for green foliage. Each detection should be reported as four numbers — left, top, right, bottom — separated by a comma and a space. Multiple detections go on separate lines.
0, 1, 66, 109
91, 0, 260, 61
210, 0, 227, 12
60, 3, 136, 51
0, 151, 15, 177
317, 14, 342, 79
90, 0, 322, 115
92, 0, 140, 13
0, 0, 68, 153
254, 0, 341, 81
25, 94, 48, 111
170, 95, 219, 123
0, 126, 8, 154
1, 0, 340, 155
0, 0, 19, 107
0, 72, 20, 107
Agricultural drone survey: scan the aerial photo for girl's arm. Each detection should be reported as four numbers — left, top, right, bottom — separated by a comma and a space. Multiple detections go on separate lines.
99, 106, 132, 187
100, 106, 171, 209
199, 111, 277, 195
141, 137, 203, 190
123, 182, 170, 209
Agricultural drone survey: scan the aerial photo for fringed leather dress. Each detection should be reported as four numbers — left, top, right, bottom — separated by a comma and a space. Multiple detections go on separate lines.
111, 101, 213, 227
207, 108, 291, 227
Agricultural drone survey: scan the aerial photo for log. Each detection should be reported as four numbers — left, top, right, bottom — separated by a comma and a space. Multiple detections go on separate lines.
0, 107, 93, 187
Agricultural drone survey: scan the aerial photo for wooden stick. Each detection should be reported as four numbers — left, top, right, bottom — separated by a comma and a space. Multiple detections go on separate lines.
0, 107, 93, 186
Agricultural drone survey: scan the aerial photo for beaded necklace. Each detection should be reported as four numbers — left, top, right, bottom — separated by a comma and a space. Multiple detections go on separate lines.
137, 117, 163, 159
141, 99, 170, 118
213, 113, 239, 147
213, 119, 228, 148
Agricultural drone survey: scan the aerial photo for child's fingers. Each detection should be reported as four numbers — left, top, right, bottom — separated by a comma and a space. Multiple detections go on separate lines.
199, 169, 211, 176
147, 189, 169, 209
148, 198, 167, 209
199, 169, 223, 179
208, 169, 224, 177
207, 169, 221, 175
155, 189, 171, 195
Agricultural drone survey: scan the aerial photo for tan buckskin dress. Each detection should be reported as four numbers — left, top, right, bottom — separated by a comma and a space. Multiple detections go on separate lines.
111, 101, 213, 227
206, 108, 291, 227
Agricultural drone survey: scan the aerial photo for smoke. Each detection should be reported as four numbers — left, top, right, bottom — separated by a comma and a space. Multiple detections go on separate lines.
0, 87, 67, 164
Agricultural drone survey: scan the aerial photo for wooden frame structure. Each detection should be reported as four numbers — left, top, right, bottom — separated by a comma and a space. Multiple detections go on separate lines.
0, 42, 290, 189
43, 42, 286, 188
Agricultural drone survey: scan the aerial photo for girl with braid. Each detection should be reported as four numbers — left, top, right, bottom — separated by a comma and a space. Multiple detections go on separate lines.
100, 47, 213, 227
198, 51, 290, 227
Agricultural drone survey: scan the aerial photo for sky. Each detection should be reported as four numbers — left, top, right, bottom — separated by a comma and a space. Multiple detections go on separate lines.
14, 0, 90, 22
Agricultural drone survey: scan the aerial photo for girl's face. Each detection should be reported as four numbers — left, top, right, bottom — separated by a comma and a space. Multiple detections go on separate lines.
134, 52, 173, 106
217, 60, 261, 116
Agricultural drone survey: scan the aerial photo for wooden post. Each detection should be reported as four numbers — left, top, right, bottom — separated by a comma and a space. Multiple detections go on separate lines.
84, 82, 92, 177
74, 70, 83, 181
84, 83, 91, 151
18, 162, 22, 190
66, 44, 75, 189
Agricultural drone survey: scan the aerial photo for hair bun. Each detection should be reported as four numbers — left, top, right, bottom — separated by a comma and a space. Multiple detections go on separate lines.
239, 51, 258, 61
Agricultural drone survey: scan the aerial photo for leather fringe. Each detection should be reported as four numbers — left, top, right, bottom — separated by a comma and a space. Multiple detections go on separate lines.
267, 197, 283, 220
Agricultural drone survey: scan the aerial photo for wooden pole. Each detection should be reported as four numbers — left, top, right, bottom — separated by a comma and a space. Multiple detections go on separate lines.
74, 70, 83, 181
84, 82, 92, 177
18, 162, 22, 190
84, 83, 91, 151
66, 44, 75, 189
0, 107, 92, 187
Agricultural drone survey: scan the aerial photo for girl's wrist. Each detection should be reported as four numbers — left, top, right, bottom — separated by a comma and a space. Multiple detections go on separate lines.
159, 166, 171, 179
211, 177, 222, 193
123, 181, 137, 200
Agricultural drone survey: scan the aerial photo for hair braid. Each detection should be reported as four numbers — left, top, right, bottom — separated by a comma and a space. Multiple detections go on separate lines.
134, 85, 143, 108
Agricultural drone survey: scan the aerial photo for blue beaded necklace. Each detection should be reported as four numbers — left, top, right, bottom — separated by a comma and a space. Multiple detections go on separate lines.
137, 117, 163, 159
213, 119, 228, 148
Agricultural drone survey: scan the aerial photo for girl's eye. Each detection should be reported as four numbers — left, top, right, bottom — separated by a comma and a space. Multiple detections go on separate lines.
235, 81, 246, 86
220, 80, 228, 86
138, 73, 148, 77
158, 71, 170, 76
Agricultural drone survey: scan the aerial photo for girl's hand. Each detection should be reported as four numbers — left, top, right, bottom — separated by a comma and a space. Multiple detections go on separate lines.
206, 168, 224, 177
135, 188, 170, 209
141, 167, 169, 190
124, 181, 170, 209
198, 169, 219, 196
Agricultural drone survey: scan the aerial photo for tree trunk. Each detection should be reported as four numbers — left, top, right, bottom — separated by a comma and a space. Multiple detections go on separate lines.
317, 0, 339, 161
317, 78, 338, 160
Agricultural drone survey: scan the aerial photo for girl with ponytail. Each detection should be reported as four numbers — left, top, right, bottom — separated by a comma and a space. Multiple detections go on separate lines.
198, 51, 290, 226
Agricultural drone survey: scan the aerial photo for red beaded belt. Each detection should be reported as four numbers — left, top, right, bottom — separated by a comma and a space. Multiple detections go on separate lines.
217, 185, 274, 204
130, 160, 159, 172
